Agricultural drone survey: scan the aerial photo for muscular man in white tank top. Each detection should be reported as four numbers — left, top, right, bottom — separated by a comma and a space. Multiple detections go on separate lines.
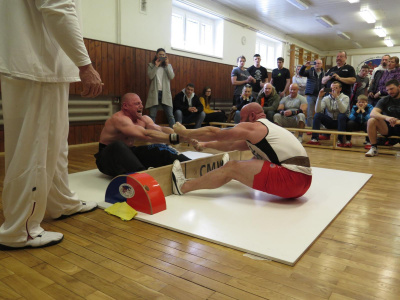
172, 103, 312, 199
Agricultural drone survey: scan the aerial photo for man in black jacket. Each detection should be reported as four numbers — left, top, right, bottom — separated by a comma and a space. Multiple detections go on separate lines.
322, 51, 356, 98
173, 83, 206, 128
300, 59, 324, 127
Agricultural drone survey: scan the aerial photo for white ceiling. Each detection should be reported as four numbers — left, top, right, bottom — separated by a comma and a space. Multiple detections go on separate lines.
212, 0, 398, 52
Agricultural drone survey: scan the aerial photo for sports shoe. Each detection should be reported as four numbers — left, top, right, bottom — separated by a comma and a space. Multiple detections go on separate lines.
56, 201, 98, 220
364, 143, 371, 149
365, 147, 378, 157
336, 141, 345, 147
221, 153, 229, 166
297, 136, 303, 143
384, 140, 393, 147
172, 160, 186, 195
344, 141, 352, 148
0, 231, 63, 250
306, 139, 321, 145
319, 135, 330, 140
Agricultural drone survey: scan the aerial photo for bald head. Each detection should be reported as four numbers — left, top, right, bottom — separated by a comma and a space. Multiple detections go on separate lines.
240, 103, 266, 122
289, 83, 299, 98
121, 93, 143, 118
121, 93, 140, 105
263, 83, 275, 96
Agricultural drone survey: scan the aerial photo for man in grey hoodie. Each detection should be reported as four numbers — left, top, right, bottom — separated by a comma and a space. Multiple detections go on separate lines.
173, 83, 206, 128
307, 81, 350, 147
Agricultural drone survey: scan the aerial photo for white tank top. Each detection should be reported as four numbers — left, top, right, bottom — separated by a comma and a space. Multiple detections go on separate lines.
245, 119, 312, 175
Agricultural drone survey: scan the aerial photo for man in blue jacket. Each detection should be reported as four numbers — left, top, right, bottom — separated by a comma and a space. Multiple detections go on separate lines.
299, 60, 324, 127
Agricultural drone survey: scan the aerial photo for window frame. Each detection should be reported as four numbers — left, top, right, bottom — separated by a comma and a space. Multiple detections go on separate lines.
171, 3, 223, 59
255, 33, 283, 70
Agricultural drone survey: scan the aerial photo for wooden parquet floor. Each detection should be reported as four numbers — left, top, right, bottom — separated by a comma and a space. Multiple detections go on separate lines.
0, 142, 400, 300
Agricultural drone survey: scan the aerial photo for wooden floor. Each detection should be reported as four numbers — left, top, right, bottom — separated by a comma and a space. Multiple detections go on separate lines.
0, 142, 400, 299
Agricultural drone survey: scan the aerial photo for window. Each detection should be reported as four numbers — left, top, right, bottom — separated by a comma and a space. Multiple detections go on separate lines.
255, 34, 283, 69
171, 14, 184, 48
171, 1, 223, 57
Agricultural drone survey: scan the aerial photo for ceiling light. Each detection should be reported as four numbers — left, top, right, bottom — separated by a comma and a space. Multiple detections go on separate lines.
286, 0, 309, 10
315, 16, 334, 28
337, 31, 351, 40
374, 24, 387, 37
360, 6, 376, 23
352, 41, 362, 48
384, 37, 394, 47
348, 0, 359, 3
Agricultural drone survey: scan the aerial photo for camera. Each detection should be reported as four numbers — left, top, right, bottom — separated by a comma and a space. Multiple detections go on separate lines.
310, 61, 316, 65
324, 88, 332, 93
158, 57, 166, 61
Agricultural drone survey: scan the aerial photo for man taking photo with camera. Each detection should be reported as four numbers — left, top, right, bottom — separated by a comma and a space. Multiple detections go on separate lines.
307, 81, 350, 147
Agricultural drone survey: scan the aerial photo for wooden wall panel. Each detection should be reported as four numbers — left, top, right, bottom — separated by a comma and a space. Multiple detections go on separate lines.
0, 129, 3, 153
145, 49, 153, 100
134, 48, 147, 101
101, 43, 109, 95
94, 124, 103, 142
118, 46, 126, 96
125, 47, 134, 96
66, 123, 105, 146
114, 44, 121, 96
94, 41, 102, 76
107, 43, 115, 96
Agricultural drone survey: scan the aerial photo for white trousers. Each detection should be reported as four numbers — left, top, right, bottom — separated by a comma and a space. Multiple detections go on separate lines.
0, 75, 82, 243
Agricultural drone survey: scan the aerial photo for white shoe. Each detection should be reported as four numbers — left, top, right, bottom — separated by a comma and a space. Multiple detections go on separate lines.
0, 231, 63, 250
297, 136, 303, 143
172, 160, 186, 195
221, 153, 229, 165
365, 147, 378, 157
56, 201, 98, 220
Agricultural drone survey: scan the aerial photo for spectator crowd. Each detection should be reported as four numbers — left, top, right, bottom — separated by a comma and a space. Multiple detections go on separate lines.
146, 49, 400, 157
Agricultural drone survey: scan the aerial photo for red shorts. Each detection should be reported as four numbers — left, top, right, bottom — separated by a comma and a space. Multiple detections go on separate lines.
252, 162, 312, 198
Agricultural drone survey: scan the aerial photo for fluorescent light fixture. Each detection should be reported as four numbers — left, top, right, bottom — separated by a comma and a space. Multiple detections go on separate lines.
360, 6, 376, 23
348, 0, 359, 3
352, 41, 362, 48
337, 31, 351, 40
384, 37, 394, 47
315, 16, 334, 28
286, 0, 309, 10
374, 24, 387, 37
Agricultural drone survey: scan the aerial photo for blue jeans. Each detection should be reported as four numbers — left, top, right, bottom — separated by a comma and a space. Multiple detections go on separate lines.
174, 110, 206, 128
266, 110, 275, 122
148, 91, 175, 128
234, 110, 241, 124
347, 120, 369, 142
311, 113, 348, 142
306, 95, 317, 127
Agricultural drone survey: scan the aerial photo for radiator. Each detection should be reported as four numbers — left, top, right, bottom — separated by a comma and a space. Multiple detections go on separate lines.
0, 99, 113, 125
68, 100, 113, 122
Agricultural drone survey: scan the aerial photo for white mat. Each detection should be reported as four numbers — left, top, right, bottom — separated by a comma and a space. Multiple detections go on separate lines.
68, 167, 371, 265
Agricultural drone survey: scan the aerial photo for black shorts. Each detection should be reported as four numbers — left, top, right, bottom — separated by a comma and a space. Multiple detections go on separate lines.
95, 141, 190, 177
384, 121, 400, 137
